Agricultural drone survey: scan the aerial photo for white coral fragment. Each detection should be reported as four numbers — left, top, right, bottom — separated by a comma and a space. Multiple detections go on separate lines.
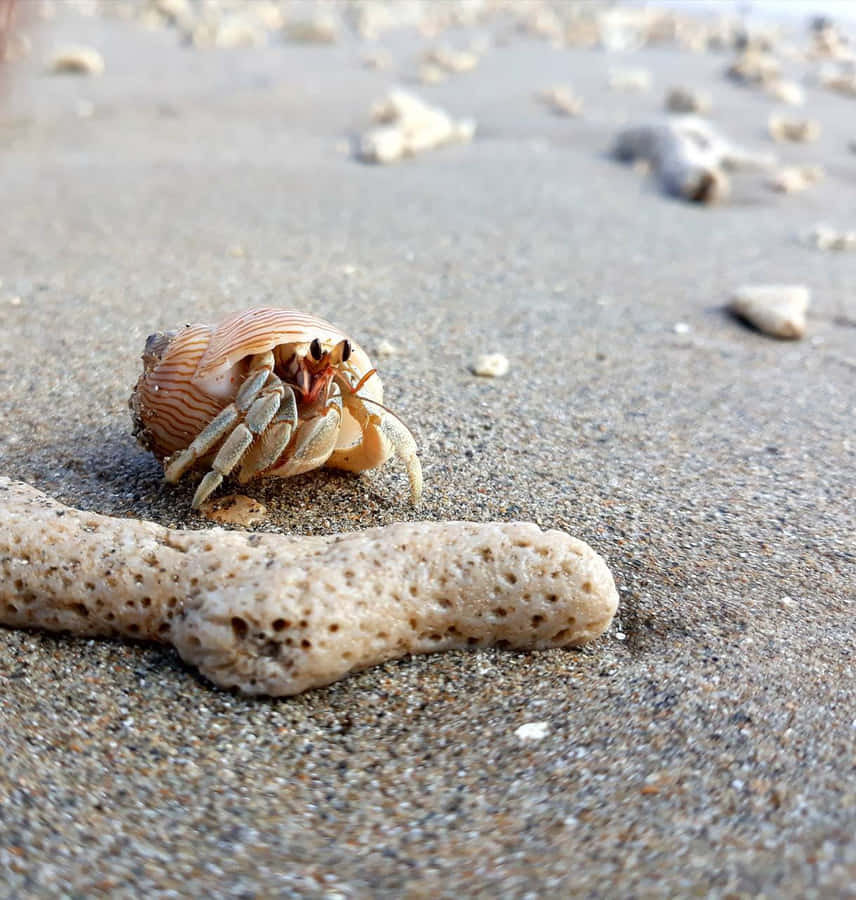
359, 89, 476, 164
0, 479, 618, 697
729, 284, 810, 339
613, 117, 775, 205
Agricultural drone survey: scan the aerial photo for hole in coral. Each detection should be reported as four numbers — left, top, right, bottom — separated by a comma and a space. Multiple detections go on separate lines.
6, 603, 18, 614
272, 618, 289, 631
300, 639, 312, 649
85, 582, 96, 592
467, 636, 479, 646
581, 581, 592, 594
547, 594, 559, 604
480, 547, 494, 563
495, 639, 511, 649
437, 598, 452, 609
493, 607, 507, 618
531, 615, 545, 627
231, 617, 248, 639
409, 585, 418, 597
552, 628, 570, 642
158, 622, 170, 634
128, 624, 140, 634
142, 597, 152, 608
72, 603, 89, 618
376, 631, 388, 640
328, 623, 339, 633
504, 572, 518, 585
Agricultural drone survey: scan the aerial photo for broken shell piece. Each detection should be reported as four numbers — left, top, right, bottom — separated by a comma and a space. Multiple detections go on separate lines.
48, 46, 104, 75
729, 284, 810, 339
359, 89, 476, 164
423, 45, 479, 74
286, 14, 338, 44
768, 114, 820, 143
198, 494, 268, 526
472, 353, 510, 377
764, 79, 805, 106
665, 86, 711, 115
803, 223, 856, 251
614, 117, 774, 205
538, 85, 583, 117
768, 164, 824, 193
608, 67, 652, 92
0, 478, 619, 697
727, 49, 779, 85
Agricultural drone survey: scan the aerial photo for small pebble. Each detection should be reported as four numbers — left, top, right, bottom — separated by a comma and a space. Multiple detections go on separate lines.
8, 296, 22, 306
768, 114, 820, 143
769, 165, 824, 193
49, 46, 104, 76
673, 322, 691, 335
286, 14, 338, 44
803, 223, 856, 251
665, 86, 711, 114
515, 722, 550, 742
376, 339, 399, 356
423, 45, 479, 74
198, 494, 268, 526
729, 284, 810, 339
764, 79, 805, 106
538, 85, 583, 117
608, 68, 652, 92
472, 353, 510, 377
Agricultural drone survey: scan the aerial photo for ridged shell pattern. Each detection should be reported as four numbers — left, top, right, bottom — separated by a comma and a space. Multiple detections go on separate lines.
130, 308, 383, 462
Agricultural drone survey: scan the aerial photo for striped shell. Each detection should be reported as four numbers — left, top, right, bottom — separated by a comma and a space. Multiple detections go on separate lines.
130, 307, 383, 462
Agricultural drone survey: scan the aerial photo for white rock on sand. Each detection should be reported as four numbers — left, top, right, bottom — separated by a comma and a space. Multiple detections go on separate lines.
729, 285, 810, 339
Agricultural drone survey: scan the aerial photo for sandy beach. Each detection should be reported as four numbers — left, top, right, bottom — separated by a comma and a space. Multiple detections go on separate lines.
1, 1, 854, 896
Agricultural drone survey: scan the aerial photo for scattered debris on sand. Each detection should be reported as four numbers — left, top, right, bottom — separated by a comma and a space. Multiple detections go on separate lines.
729, 284, 810, 339
802, 223, 856, 251
764, 79, 805, 106
48, 46, 104, 76
358, 89, 476, 164
614, 117, 775, 204
768, 164, 824, 193
0, 478, 619, 697
198, 494, 269, 526
472, 353, 510, 377
537, 85, 583, 117
286, 12, 339, 44
608, 67, 652, 92
768, 114, 820, 143
665, 86, 711, 115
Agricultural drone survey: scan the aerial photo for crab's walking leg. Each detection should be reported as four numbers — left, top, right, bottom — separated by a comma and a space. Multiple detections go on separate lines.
328, 395, 423, 504
237, 385, 299, 483
268, 388, 343, 478
164, 352, 276, 484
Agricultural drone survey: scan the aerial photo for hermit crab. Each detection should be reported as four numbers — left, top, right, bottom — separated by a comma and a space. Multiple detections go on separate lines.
129, 307, 422, 508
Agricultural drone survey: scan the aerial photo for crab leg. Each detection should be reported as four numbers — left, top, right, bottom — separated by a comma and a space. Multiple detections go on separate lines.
237, 385, 299, 483
267, 388, 343, 479
191, 381, 285, 508
164, 352, 275, 483
328, 394, 423, 504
